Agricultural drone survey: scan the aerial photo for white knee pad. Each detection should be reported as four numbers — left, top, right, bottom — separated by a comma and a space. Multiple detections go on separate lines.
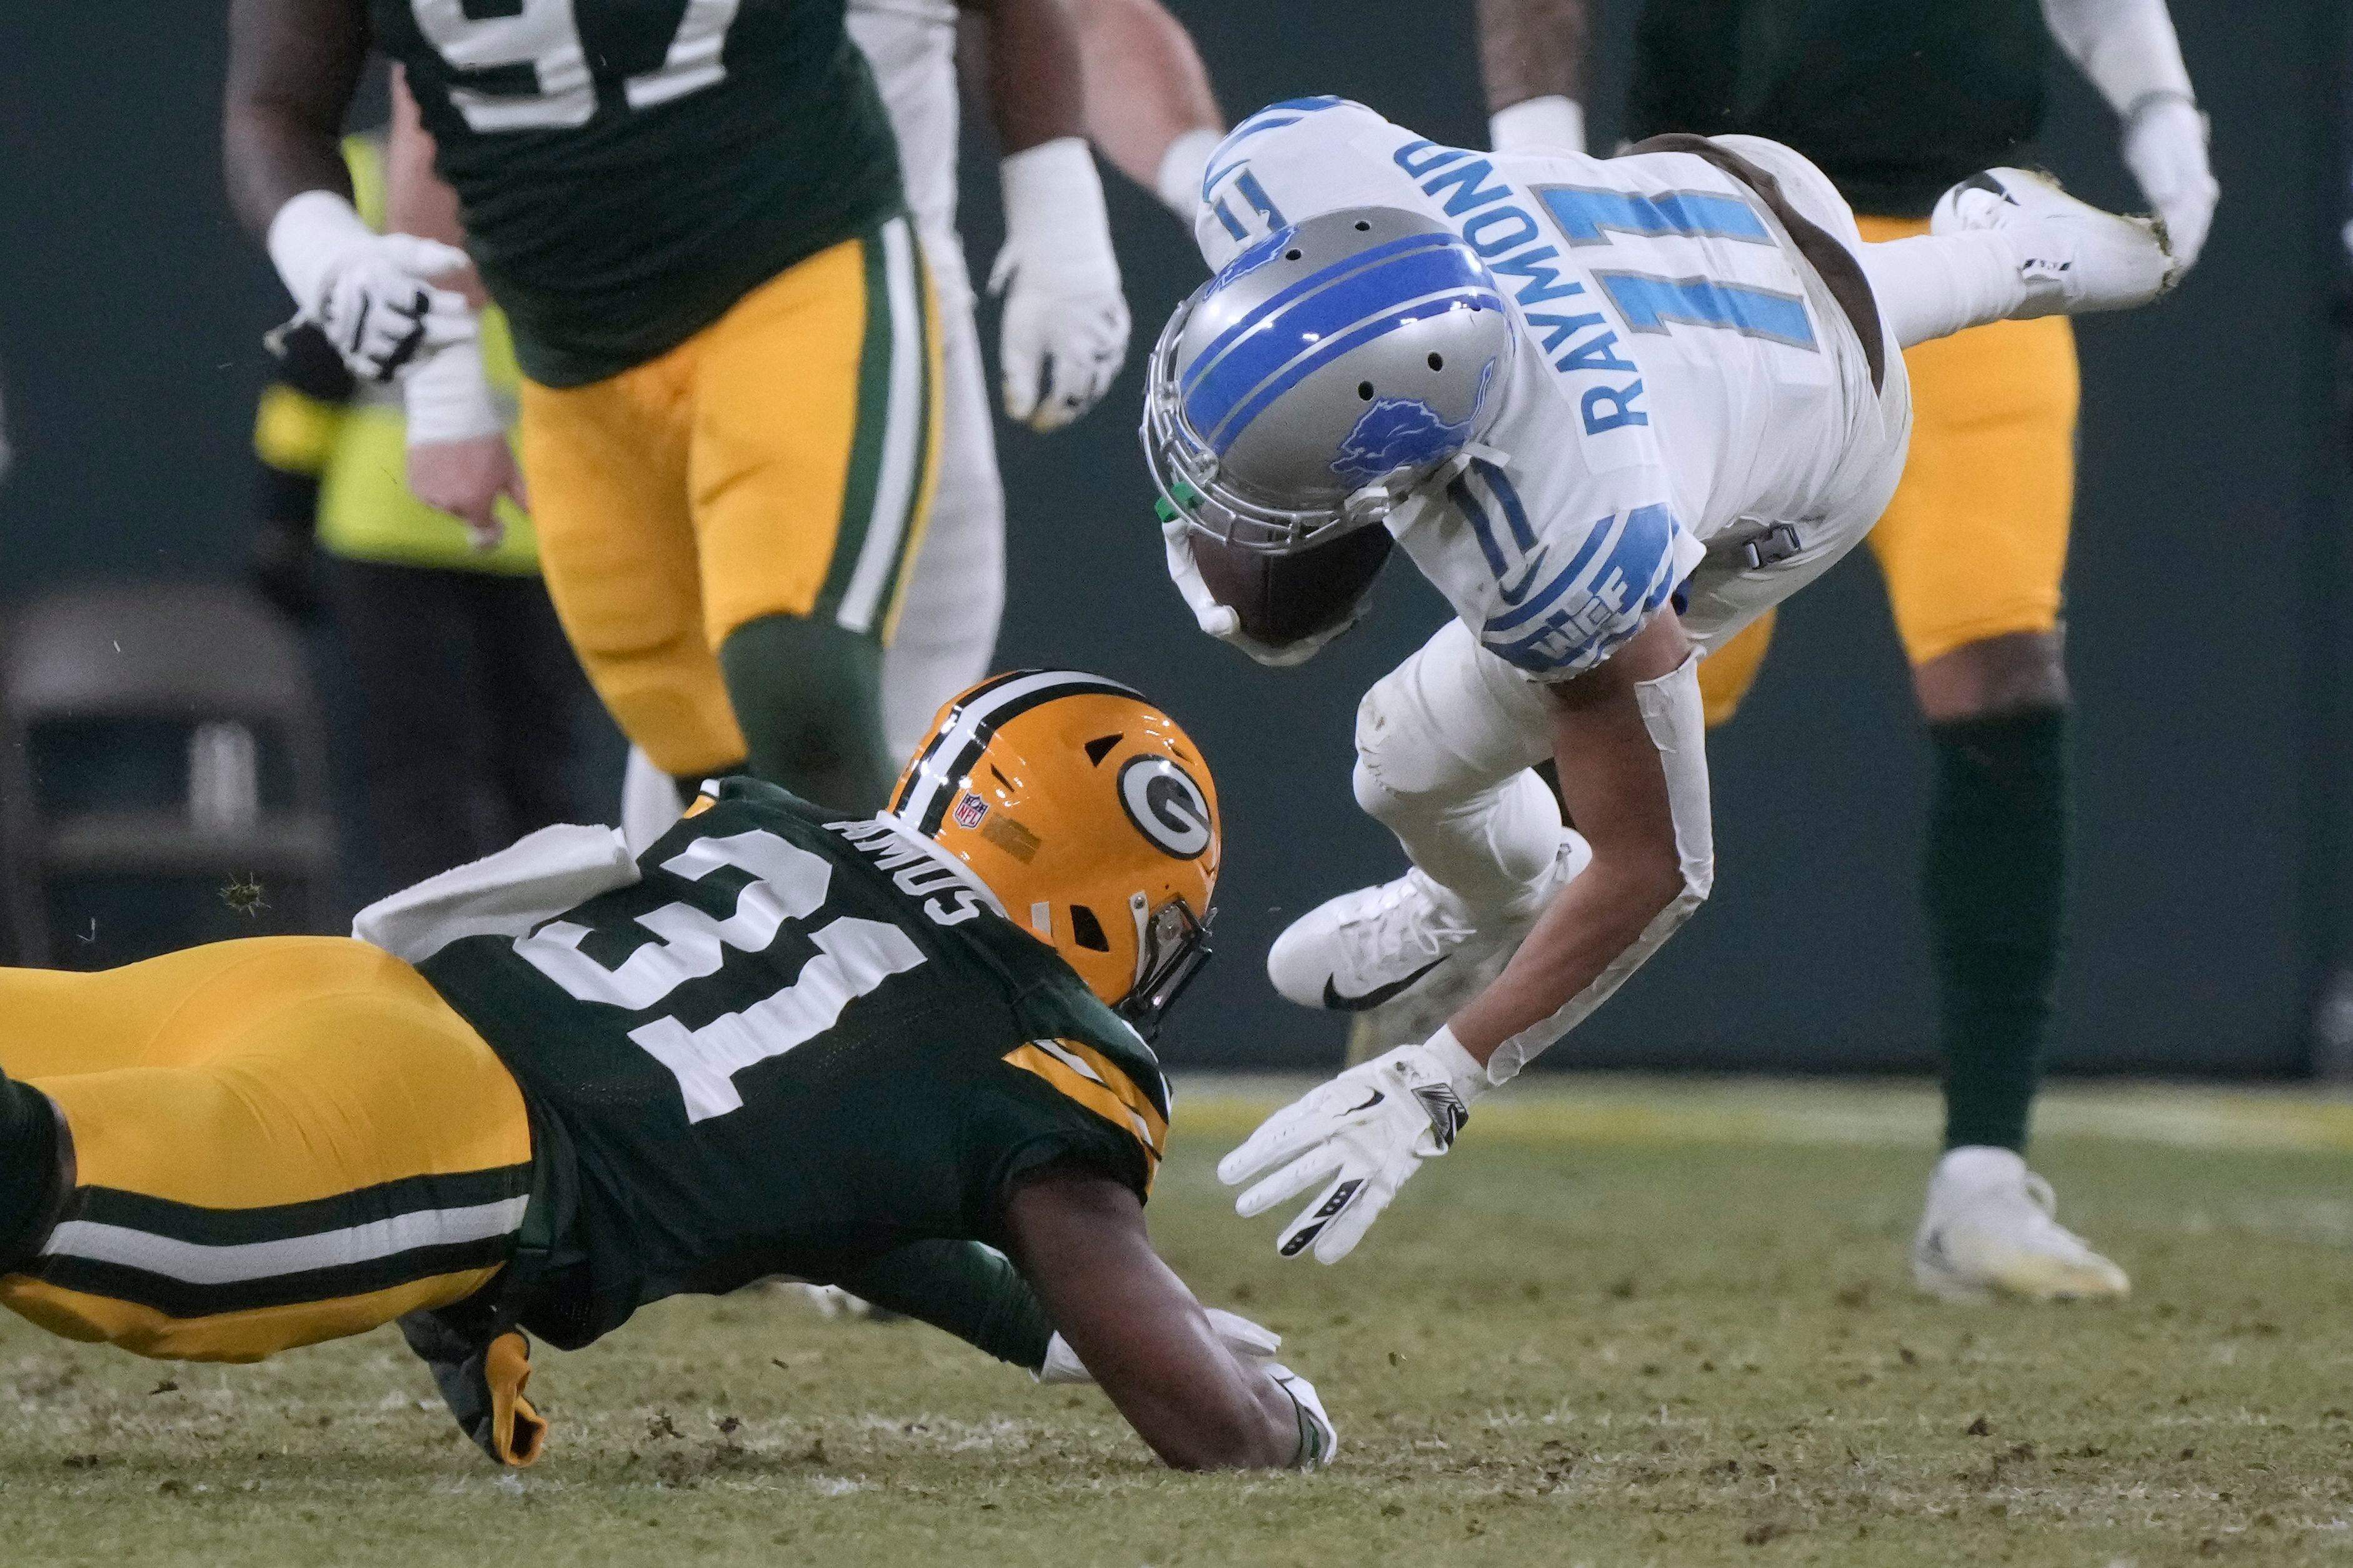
1351, 741, 1561, 916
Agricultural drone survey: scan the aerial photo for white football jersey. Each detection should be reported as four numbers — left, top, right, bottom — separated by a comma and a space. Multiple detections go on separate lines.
1191, 98, 1895, 679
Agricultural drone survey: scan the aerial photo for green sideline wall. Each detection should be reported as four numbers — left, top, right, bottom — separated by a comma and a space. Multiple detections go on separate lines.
0, 1, 2341, 1074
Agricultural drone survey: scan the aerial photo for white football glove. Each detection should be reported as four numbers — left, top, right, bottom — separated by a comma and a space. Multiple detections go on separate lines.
1218, 1034, 1486, 1264
1035, 1306, 1283, 1384
1266, 1362, 1338, 1469
991, 137, 1130, 432
2121, 93, 2217, 272
267, 191, 476, 383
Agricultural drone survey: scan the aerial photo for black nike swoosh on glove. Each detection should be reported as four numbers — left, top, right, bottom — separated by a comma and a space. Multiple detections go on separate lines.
1322, 955, 1446, 1012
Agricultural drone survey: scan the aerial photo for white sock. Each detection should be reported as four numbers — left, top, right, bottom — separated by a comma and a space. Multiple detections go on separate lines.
1859, 232, 2027, 349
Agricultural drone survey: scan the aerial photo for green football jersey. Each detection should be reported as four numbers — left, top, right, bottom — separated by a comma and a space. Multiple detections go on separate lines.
1627, 0, 2052, 217
369, 0, 903, 387
416, 779, 1169, 1351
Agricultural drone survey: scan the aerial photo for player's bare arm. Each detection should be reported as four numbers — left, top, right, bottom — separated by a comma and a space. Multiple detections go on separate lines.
222, 0, 367, 235
961, 0, 1131, 431
1473, 0, 1590, 152
1447, 616, 1693, 1059
1002, 1171, 1332, 1471
226, 0, 476, 386
386, 66, 524, 546
1073, 0, 1225, 216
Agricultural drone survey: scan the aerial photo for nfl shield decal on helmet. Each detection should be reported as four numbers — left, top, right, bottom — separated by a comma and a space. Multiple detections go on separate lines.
1118, 757, 1213, 859
952, 792, 990, 831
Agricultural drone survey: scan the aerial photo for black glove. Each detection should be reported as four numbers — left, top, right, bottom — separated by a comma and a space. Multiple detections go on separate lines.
399, 1311, 549, 1467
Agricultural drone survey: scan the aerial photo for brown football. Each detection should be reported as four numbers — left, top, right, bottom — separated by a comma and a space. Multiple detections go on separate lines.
1189, 524, 1397, 649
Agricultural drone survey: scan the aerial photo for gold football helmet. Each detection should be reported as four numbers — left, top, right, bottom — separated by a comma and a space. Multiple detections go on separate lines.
889, 671, 1220, 1035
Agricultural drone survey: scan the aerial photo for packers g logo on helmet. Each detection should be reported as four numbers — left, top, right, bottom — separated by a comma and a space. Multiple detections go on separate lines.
1118, 757, 1212, 860
889, 671, 1222, 1036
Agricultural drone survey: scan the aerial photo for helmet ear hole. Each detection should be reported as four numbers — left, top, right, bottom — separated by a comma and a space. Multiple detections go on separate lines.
1069, 905, 1111, 953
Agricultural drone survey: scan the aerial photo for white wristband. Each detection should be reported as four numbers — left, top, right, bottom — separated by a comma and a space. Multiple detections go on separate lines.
1488, 95, 1586, 155
999, 137, 1118, 276
1154, 127, 1224, 221
1423, 1024, 1493, 1102
402, 336, 503, 447
266, 189, 377, 316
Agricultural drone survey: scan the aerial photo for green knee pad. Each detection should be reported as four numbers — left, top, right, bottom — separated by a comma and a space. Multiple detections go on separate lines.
716, 613, 897, 815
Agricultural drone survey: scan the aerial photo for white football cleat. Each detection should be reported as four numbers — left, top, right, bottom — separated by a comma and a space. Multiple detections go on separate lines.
1269, 831, 1591, 1022
1912, 1146, 2130, 1303
1931, 167, 2178, 316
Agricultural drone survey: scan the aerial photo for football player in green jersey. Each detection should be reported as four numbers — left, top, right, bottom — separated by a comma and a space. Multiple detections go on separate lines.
0, 674, 1335, 1472
223, 0, 1128, 821
1461, 0, 2215, 1301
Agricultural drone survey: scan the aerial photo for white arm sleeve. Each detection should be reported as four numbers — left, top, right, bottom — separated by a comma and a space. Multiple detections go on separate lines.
1483, 653, 1714, 1085
2039, 0, 2196, 114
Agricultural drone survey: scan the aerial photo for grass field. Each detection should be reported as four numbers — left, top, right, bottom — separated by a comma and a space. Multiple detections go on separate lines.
10, 1077, 2353, 1567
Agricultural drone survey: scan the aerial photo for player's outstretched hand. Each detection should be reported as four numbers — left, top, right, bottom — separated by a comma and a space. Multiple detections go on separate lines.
2122, 94, 2217, 272
1036, 1306, 1282, 1384
991, 137, 1130, 432
1217, 1043, 1473, 1264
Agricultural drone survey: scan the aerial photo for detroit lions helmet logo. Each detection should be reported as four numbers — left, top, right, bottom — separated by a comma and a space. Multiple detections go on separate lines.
1329, 397, 1473, 486
1213, 226, 1298, 291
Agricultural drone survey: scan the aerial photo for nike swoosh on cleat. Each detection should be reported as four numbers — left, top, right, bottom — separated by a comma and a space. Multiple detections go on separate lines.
1322, 956, 1447, 1012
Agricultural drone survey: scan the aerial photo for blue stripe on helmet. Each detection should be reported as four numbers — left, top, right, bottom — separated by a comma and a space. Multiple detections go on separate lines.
1181, 231, 1463, 399
1182, 240, 1502, 443
1208, 289, 1502, 457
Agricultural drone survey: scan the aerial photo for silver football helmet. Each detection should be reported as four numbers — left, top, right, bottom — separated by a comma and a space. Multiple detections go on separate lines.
1142, 206, 1515, 556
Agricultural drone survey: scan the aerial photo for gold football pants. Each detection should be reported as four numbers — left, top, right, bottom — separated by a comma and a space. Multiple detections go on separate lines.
0, 939, 533, 1362
520, 216, 943, 777
1698, 214, 2080, 725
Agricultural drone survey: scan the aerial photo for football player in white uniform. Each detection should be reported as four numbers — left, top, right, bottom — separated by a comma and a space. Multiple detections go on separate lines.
1143, 97, 2176, 1263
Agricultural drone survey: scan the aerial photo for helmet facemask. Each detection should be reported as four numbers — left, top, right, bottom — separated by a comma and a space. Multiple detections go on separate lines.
1118, 893, 1213, 1041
